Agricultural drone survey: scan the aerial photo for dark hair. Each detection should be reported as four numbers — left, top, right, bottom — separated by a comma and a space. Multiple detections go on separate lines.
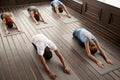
27, 8, 30, 12
52, 7, 63, 13
8, 22, 13, 28
58, 7, 63, 13
34, 12, 40, 21
43, 47, 52, 60
90, 46, 97, 55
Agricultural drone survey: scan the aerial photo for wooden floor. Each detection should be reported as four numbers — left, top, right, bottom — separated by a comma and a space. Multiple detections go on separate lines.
0, 2, 120, 80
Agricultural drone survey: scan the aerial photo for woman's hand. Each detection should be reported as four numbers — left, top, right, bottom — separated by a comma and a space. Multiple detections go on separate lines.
106, 58, 113, 64
64, 67, 70, 74
49, 72, 57, 80
97, 61, 104, 68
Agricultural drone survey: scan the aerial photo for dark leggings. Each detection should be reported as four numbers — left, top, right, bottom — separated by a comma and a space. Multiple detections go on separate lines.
73, 32, 85, 48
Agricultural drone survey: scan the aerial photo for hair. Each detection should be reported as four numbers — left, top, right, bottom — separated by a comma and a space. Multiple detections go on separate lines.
52, 7, 63, 13
27, 8, 30, 12
90, 45, 97, 54
43, 47, 53, 60
58, 7, 63, 13
32, 43, 53, 60
34, 13, 40, 21
7, 22, 13, 28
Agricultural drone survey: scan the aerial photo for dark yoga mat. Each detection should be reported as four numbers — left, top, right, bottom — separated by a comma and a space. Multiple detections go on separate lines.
26, 43, 80, 80
0, 12, 24, 37
63, 33, 120, 75
23, 10, 53, 29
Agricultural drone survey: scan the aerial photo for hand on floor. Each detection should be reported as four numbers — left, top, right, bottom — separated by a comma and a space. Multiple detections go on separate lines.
6, 31, 10, 35
67, 15, 71, 18
64, 67, 71, 74
97, 61, 104, 68
17, 29, 22, 32
106, 58, 113, 64
36, 22, 39, 25
49, 72, 57, 80
44, 21, 47, 24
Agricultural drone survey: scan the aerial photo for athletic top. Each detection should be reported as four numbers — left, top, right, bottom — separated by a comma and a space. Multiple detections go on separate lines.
1, 13, 13, 25
27, 6, 39, 14
51, 0, 63, 8
31, 34, 57, 56
73, 28, 97, 44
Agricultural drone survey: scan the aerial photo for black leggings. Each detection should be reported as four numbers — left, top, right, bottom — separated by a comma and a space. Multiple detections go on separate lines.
73, 32, 85, 48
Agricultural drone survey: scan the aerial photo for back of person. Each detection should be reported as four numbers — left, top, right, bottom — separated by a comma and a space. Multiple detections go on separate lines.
51, 0, 63, 9
28, 6, 38, 13
31, 34, 51, 45
73, 28, 97, 46
1, 13, 13, 28
27, 6, 40, 21
31, 34, 57, 55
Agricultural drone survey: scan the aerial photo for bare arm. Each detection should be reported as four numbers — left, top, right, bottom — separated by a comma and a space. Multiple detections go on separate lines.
62, 4, 71, 18
2, 19, 9, 34
95, 41, 112, 64
54, 50, 70, 74
38, 11, 47, 24
39, 55, 56, 80
11, 17, 21, 31
85, 43, 104, 68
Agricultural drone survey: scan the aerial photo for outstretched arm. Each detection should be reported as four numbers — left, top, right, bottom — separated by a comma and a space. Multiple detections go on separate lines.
39, 55, 56, 80
11, 17, 21, 32
85, 43, 104, 68
38, 11, 47, 24
62, 4, 71, 18
2, 19, 9, 34
95, 41, 112, 64
54, 50, 70, 74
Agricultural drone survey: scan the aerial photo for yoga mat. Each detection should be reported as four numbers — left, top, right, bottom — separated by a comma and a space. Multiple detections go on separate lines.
23, 10, 53, 29
60, 15, 79, 24
26, 43, 80, 80
46, 7, 79, 23
63, 33, 120, 75
0, 12, 24, 37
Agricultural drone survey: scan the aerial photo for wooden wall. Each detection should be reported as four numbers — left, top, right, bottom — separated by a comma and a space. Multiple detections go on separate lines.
0, 0, 49, 7
60, 0, 120, 46
82, 0, 120, 46
61, 0, 83, 14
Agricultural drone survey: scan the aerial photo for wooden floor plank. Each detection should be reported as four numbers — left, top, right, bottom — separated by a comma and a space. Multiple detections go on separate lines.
104, 74, 115, 80
109, 72, 120, 80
